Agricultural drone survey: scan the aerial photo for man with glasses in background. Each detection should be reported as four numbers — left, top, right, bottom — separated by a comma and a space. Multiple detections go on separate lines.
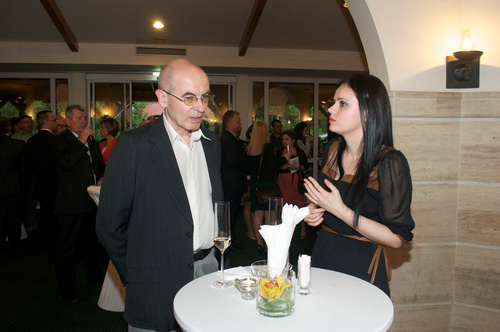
97, 59, 223, 332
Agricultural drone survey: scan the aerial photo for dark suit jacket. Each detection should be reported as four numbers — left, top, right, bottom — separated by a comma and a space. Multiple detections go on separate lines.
220, 129, 247, 194
96, 118, 223, 332
25, 130, 58, 199
52, 129, 105, 214
0, 134, 25, 196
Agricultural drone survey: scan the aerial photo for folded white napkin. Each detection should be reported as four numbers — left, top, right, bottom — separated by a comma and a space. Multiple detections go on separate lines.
259, 204, 309, 277
222, 266, 253, 281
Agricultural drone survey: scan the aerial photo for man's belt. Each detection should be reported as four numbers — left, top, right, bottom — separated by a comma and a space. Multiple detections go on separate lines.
193, 247, 214, 262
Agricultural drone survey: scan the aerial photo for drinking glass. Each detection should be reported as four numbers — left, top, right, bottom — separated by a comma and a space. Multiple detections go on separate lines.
211, 201, 234, 289
268, 197, 283, 225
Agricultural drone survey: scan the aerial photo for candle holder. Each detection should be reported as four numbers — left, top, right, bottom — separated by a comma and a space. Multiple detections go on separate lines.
235, 276, 259, 300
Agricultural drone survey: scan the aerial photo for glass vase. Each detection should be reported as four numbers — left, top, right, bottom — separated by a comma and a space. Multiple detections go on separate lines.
256, 267, 295, 317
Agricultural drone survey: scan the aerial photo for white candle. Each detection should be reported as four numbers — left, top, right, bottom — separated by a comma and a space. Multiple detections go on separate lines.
298, 254, 311, 289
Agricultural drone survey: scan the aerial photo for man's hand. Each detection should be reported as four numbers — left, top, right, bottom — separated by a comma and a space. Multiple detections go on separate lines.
78, 128, 94, 144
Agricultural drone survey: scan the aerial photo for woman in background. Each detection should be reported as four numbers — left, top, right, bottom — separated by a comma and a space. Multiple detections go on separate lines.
277, 130, 309, 238
99, 117, 119, 163
293, 121, 311, 158
246, 121, 286, 255
304, 73, 414, 296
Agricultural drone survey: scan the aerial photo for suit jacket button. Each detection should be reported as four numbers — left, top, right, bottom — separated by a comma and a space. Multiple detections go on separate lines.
187, 263, 194, 270
186, 232, 192, 238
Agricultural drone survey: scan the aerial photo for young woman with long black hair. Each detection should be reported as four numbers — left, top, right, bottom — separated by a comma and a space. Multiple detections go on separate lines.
304, 73, 415, 296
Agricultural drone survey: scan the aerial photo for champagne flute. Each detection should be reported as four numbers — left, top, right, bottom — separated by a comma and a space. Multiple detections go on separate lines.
211, 201, 234, 289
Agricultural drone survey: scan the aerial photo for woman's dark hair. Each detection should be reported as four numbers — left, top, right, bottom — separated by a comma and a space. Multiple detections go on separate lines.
334, 73, 393, 227
245, 123, 253, 140
281, 130, 299, 149
100, 117, 120, 137
293, 122, 308, 144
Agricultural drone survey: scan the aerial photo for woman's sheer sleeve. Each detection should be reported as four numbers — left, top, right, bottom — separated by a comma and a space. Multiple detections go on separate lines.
377, 150, 415, 241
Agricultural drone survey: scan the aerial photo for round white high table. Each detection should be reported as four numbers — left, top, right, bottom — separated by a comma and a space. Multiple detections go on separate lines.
174, 267, 393, 332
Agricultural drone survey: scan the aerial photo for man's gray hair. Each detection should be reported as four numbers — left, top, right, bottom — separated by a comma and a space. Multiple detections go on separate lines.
36, 111, 53, 128
65, 104, 85, 118
222, 110, 238, 130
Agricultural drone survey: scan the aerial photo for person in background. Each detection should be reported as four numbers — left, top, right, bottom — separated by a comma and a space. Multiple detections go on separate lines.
293, 121, 312, 158
96, 59, 223, 331
12, 115, 37, 231
242, 124, 255, 240
11, 115, 35, 142
277, 130, 309, 239
269, 119, 283, 152
246, 121, 286, 256
25, 111, 59, 262
99, 117, 119, 163
220, 110, 246, 251
52, 104, 105, 303
0, 117, 25, 250
9, 117, 21, 136
303, 73, 415, 297
55, 115, 67, 135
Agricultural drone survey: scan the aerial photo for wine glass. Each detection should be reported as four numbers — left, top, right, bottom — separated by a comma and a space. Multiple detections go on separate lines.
211, 201, 234, 289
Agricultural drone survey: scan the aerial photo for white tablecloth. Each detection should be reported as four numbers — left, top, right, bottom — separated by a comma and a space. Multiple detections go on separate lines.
174, 267, 393, 332
87, 185, 126, 312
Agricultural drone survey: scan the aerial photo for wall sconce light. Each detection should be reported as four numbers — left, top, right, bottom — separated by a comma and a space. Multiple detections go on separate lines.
446, 28, 483, 88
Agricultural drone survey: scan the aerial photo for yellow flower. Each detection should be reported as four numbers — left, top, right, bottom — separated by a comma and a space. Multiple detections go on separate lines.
259, 276, 291, 301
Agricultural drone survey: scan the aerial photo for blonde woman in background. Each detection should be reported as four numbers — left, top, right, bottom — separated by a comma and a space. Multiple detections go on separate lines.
246, 121, 287, 255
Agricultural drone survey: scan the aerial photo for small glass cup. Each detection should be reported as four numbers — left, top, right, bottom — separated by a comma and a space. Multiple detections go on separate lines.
235, 276, 259, 300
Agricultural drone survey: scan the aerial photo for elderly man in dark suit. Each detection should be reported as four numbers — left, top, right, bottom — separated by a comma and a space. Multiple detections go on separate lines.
52, 105, 105, 303
0, 117, 25, 250
25, 111, 59, 262
220, 110, 247, 250
96, 59, 223, 332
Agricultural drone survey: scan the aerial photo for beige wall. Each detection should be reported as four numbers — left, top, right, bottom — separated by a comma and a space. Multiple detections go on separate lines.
386, 91, 500, 332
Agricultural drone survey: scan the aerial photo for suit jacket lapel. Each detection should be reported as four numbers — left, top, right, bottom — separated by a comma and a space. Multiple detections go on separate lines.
148, 120, 193, 224
201, 135, 218, 200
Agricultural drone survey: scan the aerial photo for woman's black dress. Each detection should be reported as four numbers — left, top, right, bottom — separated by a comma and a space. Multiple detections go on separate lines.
246, 143, 286, 211
312, 140, 415, 297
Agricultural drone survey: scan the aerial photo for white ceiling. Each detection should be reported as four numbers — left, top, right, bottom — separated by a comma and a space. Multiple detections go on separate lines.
0, 0, 363, 53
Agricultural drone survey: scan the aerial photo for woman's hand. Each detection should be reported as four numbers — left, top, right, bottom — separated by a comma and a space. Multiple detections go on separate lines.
304, 203, 325, 227
304, 177, 350, 220
281, 150, 291, 161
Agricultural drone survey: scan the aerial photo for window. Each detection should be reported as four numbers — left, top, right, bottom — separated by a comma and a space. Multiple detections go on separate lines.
0, 75, 69, 129
250, 78, 339, 178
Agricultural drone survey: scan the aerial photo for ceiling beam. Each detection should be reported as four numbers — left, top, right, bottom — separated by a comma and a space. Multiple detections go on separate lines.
39, 0, 79, 52
238, 0, 267, 56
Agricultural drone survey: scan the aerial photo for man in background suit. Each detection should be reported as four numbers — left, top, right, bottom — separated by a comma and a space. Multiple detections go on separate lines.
220, 110, 247, 250
52, 105, 105, 302
97, 59, 223, 332
25, 111, 59, 262
0, 117, 25, 251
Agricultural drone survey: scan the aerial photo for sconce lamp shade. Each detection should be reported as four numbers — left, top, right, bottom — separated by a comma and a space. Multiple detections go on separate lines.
452, 50, 483, 61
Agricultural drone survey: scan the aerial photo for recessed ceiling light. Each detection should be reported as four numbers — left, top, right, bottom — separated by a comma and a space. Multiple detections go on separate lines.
153, 21, 164, 29
343, 2, 348, 8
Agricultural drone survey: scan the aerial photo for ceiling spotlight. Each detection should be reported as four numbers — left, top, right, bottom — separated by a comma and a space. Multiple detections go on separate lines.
343, 2, 348, 8
153, 21, 164, 29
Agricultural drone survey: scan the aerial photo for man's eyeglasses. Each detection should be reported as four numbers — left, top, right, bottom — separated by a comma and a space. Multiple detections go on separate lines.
162, 90, 214, 106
